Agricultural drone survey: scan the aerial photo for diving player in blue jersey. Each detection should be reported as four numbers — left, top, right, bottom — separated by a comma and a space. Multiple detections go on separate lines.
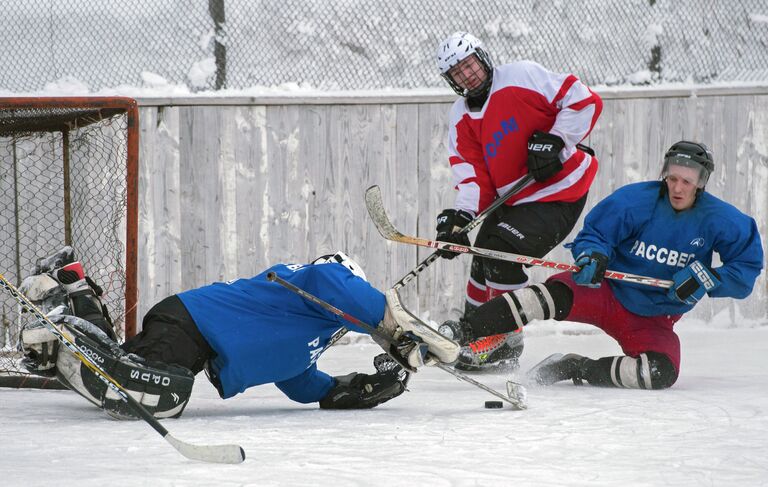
19, 250, 459, 418
439, 140, 763, 390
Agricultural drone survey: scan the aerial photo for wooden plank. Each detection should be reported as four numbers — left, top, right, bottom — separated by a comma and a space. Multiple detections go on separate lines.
230, 105, 268, 279
263, 104, 307, 265
382, 103, 420, 310
414, 102, 468, 321
137, 106, 183, 322
178, 106, 224, 289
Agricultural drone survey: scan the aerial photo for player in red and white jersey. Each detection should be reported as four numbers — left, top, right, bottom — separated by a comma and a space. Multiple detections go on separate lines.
434, 32, 603, 371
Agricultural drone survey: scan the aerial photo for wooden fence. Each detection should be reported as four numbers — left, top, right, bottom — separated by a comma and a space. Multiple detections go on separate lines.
134, 86, 768, 329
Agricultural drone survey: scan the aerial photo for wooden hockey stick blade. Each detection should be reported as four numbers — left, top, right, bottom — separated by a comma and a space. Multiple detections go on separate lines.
0, 273, 245, 464
365, 191, 673, 289
165, 434, 246, 464
365, 185, 409, 243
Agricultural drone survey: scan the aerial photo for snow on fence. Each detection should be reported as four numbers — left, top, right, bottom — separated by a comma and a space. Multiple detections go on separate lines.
134, 85, 768, 330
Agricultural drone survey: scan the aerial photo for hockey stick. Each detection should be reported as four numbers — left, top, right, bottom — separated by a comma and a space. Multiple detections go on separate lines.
0, 273, 246, 464
387, 174, 535, 290
266, 272, 526, 410
365, 191, 674, 289
327, 176, 534, 349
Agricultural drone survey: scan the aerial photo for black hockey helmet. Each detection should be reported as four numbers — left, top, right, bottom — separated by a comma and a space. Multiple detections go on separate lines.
661, 140, 714, 189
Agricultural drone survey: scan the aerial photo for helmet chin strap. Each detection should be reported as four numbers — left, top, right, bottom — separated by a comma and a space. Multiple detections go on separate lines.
465, 76, 492, 108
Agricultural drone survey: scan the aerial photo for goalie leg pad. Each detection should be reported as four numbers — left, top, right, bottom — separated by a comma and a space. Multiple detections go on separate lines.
53, 315, 126, 409
102, 356, 195, 420
53, 316, 194, 419
20, 322, 60, 376
58, 274, 117, 341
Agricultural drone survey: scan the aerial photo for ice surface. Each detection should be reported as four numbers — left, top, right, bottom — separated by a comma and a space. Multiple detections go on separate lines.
1, 323, 766, 486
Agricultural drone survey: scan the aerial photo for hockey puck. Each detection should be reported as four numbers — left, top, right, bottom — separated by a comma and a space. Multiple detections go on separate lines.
484, 400, 504, 409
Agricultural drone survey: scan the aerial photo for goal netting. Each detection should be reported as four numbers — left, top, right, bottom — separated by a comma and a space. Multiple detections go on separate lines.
0, 97, 138, 388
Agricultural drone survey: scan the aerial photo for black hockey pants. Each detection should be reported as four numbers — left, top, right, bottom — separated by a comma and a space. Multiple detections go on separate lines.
469, 193, 588, 296
121, 295, 214, 374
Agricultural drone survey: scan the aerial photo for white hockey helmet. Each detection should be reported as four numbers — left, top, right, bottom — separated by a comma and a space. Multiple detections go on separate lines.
312, 251, 367, 281
435, 32, 494, 96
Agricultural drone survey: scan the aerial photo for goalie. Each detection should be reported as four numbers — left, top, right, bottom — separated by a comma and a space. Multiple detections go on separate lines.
19, 248, 459, 419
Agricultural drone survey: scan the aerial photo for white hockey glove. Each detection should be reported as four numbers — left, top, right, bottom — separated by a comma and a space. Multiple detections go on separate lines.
376, 289, 460, 367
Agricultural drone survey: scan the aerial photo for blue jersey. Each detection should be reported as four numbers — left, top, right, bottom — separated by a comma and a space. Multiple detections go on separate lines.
177, 263, 386, 401
570, 181, 763, 316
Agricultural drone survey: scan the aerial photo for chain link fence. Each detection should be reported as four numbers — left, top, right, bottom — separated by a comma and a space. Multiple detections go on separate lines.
1, 0, 767, 92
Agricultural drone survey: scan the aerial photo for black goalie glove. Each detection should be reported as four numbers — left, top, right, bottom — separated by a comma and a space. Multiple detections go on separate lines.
527, 131, 565, 182
319, 360, 408, 410
435, 208, 473, 260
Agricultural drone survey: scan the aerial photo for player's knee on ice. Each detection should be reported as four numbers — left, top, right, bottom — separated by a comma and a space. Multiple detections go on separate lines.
585, 352, 677, 389
528, 352, 677, 389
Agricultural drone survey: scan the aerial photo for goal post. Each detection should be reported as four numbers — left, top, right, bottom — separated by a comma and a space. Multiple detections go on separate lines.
0, 97, 138, 385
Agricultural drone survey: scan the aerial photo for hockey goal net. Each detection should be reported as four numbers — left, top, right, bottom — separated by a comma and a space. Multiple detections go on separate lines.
0, 97, 138, 387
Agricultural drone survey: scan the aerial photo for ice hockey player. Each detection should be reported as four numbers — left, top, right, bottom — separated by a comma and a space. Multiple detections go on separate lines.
440, 141, 763, 389
20, 249, 459, 418
433, 31, 603, 371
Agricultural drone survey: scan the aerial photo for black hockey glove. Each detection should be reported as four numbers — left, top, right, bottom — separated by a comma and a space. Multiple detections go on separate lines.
435, 208, 473, 260
526, 131, 565, 182
573, 251, 609, 287
319, 370, 407, 409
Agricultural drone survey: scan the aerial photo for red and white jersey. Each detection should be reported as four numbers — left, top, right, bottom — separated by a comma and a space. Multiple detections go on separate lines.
447, 60, 603, 214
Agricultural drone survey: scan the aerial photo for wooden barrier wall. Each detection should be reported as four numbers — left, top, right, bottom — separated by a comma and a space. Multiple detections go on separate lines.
135, 86, 768, 329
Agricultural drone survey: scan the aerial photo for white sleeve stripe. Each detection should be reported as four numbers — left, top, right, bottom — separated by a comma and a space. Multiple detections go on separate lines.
556, 80, 593, 108
454, 181, 481, 213
451, 162, 476, 187
515, 154, 592, 204
550, 104, 598, 151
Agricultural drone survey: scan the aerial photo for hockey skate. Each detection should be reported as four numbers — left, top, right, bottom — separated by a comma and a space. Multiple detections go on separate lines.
453, 331, 524, 372
526, 353, 589, 386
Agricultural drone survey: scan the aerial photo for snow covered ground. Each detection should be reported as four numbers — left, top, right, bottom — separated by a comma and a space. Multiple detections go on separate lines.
1, 322, 767, 487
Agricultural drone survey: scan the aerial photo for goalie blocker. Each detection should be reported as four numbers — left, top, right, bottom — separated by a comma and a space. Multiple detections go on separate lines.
22, 315, 194, 419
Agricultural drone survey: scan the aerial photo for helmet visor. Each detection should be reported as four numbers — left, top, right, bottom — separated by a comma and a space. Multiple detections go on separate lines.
661, 156, 710, 188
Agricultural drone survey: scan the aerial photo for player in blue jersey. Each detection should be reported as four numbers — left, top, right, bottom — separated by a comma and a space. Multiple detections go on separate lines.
19, 250, 459, 418
439, 140, 763, 390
